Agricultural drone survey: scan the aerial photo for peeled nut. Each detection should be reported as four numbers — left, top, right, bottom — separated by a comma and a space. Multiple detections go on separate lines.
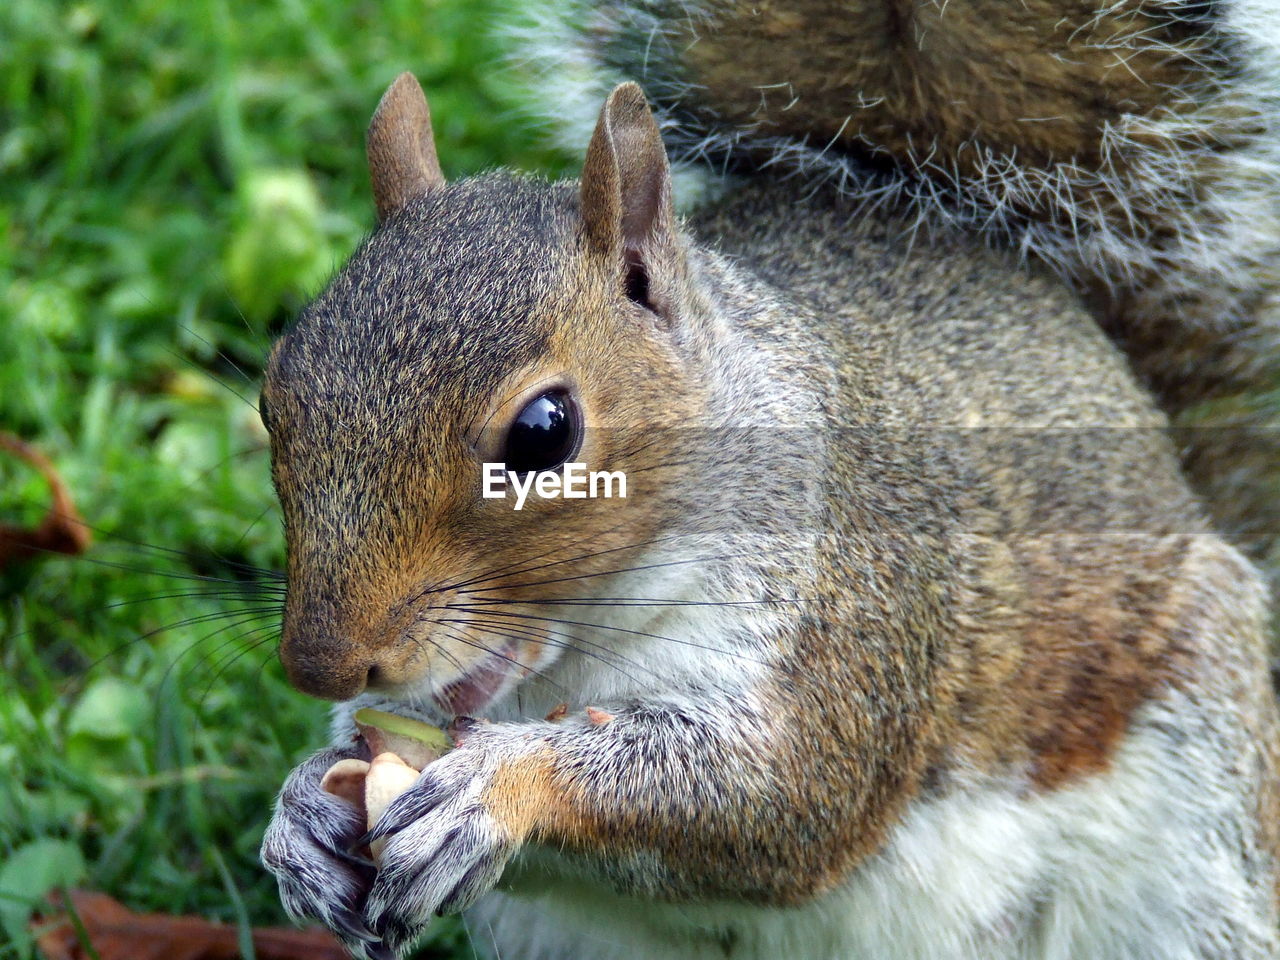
364, 753, 421, 860
319, 758, 371, 814
320, 712, 453, 864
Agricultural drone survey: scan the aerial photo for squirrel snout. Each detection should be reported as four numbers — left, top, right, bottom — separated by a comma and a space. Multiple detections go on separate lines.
278, 629, 376, 701
280, 648, 372, 701
278, 587, 449, 700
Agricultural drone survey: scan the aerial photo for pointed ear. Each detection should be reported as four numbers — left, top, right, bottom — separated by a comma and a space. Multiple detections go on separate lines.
580, 82, 680, 313
367, 72, 445, 222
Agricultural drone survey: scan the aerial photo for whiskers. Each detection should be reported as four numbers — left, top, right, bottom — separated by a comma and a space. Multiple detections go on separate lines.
4, 483, 819, 724
405, 534, 824, 705
1, 502, 288, 712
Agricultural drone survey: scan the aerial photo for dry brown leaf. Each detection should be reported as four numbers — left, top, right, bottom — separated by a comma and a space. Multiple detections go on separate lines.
34, 890, 350, 960
0, 432, 91, 571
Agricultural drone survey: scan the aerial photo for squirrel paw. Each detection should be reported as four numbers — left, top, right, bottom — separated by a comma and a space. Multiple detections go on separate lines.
360, 735, 527, 952
260, 746, 395, 960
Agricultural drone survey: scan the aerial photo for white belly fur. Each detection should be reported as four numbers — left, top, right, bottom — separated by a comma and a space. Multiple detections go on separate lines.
464, 690, 1277, 960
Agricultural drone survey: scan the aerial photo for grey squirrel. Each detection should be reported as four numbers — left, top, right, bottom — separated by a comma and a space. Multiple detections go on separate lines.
260, 3, 1280, 958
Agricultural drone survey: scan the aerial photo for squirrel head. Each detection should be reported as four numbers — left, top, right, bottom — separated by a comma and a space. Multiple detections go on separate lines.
263, 76, 718, 703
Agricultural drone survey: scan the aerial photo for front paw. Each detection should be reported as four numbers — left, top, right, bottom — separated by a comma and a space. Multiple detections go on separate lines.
261, 746, 393, 960
361, 731, 550, 953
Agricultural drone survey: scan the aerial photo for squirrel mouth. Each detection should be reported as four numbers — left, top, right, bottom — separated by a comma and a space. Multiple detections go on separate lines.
434, 639, 519, 715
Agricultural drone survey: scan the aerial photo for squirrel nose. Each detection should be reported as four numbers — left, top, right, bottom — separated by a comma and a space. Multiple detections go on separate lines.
278, 633, 372, 701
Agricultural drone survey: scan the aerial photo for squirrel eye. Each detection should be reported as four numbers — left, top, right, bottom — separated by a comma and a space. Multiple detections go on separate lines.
502, 389, 581, 474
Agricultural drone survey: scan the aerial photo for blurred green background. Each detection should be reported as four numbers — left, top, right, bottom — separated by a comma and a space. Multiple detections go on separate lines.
0, 1, 569, 956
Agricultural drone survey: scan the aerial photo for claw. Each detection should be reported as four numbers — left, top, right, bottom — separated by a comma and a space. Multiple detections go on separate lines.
329, 905, 380, 944
342, 844, 379, 868
447, 715, 489, 745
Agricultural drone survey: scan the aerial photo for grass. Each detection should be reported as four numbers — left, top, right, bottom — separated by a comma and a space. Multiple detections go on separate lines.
0, 1, 570, 956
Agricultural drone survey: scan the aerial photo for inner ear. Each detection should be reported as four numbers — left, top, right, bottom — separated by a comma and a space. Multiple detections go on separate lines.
624, 252, 652, 309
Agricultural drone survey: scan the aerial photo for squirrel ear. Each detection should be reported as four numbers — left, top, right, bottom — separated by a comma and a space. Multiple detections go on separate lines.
581, 82, 678, 312
366, 72, 445, 222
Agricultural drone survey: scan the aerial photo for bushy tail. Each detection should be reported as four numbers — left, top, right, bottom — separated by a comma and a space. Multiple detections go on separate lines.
511, 0, 1280, 579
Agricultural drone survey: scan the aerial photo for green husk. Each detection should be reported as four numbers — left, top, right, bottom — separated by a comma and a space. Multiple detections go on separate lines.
353, 708, 452, 770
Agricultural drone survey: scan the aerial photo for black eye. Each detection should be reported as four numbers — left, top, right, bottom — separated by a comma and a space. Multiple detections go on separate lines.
502, 389, 581, 474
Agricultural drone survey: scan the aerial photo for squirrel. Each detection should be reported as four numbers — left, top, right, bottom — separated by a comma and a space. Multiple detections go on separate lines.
259, 3, 1280, 958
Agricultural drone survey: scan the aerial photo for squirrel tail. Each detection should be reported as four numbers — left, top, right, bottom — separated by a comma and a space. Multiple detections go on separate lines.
510, 0, 1280, 578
